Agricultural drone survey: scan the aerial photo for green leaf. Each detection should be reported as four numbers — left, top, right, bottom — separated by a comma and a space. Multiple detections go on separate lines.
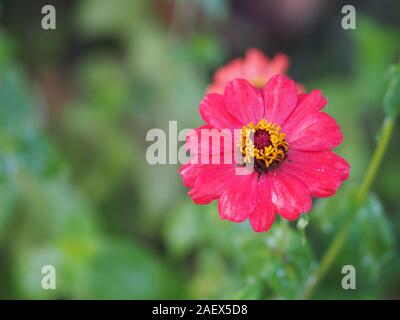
189, 249, 233, 299
311, 184, 357, 237
77, 0, 146, 36
0, 186, 16, 241
234, 279, 262, 300
349, 193, 395, 280
164, 201, 202, 258
312, 188, 395, 297
74, 55, 131, 114
86, 238, 183, 299
233, 220, 316, 299
383, 63, 400, 117
0, 31, 14, 70
0, 66, 63, 178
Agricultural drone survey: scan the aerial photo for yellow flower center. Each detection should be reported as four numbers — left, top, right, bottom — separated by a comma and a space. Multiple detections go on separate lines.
250, 77, 266, 88
240, 119, 288, 173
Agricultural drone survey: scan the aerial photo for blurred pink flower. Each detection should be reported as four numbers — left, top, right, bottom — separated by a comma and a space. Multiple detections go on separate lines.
180, 75, 349, 232
207, 48, 304, 94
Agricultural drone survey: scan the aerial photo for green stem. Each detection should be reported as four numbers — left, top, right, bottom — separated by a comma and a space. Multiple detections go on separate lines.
356, 117, 396, 203
302, 116, 396, 300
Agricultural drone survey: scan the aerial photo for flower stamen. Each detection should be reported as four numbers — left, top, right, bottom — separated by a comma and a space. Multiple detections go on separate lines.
240, 119, 288, 173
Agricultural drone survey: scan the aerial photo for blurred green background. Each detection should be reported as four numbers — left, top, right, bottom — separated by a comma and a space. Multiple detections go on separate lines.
0, 0, 399, 299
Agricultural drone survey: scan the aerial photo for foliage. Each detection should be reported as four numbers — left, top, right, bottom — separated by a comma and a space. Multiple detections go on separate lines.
0, 1, 399, 299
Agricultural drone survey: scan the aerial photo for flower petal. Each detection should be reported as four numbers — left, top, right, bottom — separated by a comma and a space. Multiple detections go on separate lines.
263, 75, 298, 126
199, 93, 242, 130
218, 172, 259, 222
270, 170, 312, 220
185, 125, 237, 165
179, 162, 204, 188
249, 174, 276, 232
224, 79, 264, 125
287, 112, 343, 151
243, 50, 289, 81
281, 150, 350, 197
282, 90, 327, 136
188, 165, 237, 204
242, 48, 270, 77
206, 59, 244, 94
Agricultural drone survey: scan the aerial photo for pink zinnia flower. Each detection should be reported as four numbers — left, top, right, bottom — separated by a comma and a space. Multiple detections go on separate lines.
207, 48, 302, 94
180, 75, 350, 232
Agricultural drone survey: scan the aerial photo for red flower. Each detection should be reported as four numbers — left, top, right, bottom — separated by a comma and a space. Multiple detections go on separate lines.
207, 48, 302, 94
180, 75, 350, 232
